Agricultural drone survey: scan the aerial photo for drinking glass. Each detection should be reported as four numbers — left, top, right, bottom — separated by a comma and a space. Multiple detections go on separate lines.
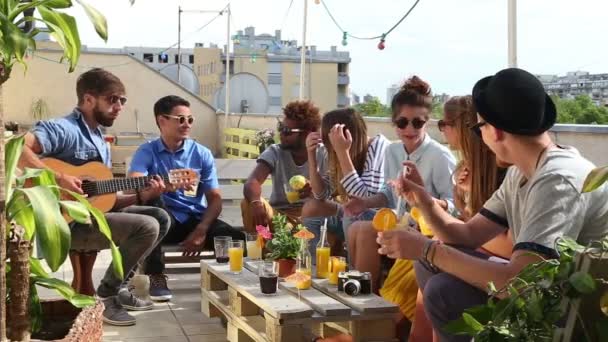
229, 240, 244, 274
259, 260, 279, 295
246, 232, 262, 260
214, 236, 232, 263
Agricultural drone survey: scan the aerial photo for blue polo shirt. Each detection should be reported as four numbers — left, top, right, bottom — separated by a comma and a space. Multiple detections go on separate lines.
31, 108, 111, 167
128, 138, 219, 223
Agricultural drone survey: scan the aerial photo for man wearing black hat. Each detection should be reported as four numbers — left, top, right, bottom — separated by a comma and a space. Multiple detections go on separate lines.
374, 68, 608, 341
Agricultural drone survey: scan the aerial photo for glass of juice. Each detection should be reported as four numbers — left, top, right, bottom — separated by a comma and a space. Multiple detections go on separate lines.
214, 236, 232, 263
328, 256, 347, 285
229, 240, 244, 274
283, 183, 300, 204
259, 260, 278, 295
246, 232, 262, 260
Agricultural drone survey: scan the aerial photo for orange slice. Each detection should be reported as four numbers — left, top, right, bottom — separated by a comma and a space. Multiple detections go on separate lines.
372, 208, 398, 232
285, 271, 312, 284
293, 227, 315, 240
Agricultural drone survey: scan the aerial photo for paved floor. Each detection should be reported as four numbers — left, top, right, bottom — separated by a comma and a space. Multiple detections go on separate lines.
38, 250, 228, 342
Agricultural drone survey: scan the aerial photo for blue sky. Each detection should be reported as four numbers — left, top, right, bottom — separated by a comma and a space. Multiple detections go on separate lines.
68, 0, 608, 104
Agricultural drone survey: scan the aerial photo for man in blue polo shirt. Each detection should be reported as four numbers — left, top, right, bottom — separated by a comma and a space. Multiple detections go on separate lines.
129, 95, 245, 301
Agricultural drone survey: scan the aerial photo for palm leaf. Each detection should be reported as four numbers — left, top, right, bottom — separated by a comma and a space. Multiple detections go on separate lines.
75, 0, 107, 41
14, 186, 71, 271
37, 5, 81, 72
582, 166, 608, 193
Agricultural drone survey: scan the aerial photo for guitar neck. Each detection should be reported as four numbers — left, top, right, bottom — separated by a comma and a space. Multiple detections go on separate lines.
85, 175, 171, 196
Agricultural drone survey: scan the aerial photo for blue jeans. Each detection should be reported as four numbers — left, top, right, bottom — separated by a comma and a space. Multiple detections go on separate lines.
303, 208, 375, 265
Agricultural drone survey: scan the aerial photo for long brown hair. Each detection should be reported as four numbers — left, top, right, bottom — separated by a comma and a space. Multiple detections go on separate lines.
444, 96, 500, 214
321, 108, 368, 199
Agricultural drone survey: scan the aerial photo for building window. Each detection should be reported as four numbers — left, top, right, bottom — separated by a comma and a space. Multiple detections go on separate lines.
159, 54, 168, 63
189, 55, 194, 64
143, 53, 153, 63
174, 55, 179, 64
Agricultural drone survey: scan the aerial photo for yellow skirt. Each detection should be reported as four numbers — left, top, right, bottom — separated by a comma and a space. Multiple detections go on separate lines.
379, 259, 418, 321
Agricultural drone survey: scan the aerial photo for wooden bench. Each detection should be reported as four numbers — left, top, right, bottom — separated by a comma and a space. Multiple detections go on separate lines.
161, 158, 271, 264
201, 259, 398, 342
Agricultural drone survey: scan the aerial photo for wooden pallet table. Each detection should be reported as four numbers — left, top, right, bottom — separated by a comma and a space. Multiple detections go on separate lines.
200, 259, 398, 342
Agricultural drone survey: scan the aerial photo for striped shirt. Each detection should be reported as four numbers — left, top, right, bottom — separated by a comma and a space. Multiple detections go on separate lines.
314, 134, 391, 199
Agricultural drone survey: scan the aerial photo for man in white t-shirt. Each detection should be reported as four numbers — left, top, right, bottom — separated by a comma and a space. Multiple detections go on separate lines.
376, 68, 608, 341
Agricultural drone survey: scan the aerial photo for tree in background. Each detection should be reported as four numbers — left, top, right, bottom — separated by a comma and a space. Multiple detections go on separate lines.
353, 96, 391, 117
553, 95, 608, 124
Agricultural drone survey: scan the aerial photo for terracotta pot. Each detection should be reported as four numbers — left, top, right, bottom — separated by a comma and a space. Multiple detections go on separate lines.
276, 258, 296, 277
31, 298, 104, 341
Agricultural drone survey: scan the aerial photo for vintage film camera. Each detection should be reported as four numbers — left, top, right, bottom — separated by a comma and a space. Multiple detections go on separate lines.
337, 270, 372, 296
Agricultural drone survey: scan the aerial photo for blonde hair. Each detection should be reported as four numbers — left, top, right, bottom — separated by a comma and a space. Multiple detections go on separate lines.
321, 108, 368, 200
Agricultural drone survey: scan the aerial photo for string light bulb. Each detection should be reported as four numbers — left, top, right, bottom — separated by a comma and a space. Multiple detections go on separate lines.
315, 0, 321, 4
341, 32, 348, 46
377, 34, 386, 50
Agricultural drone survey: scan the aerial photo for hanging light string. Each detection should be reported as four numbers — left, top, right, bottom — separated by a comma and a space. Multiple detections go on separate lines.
157, 4, 229, 56
318, 0, 421, 45
279, 0, 296, 33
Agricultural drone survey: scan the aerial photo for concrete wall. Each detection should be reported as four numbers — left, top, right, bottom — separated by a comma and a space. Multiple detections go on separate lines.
1, 49, 218, 152
217, 113, 608, 167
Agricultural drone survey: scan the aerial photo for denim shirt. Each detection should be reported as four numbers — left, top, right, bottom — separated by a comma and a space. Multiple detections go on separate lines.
128, 138, 219, 223
31, 108, 111, 167
379, 134, 457, 215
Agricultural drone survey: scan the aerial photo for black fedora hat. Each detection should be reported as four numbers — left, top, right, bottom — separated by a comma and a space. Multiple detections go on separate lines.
472, 68, 556, 136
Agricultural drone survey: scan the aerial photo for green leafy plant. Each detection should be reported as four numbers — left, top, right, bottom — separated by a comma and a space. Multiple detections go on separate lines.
5, 135, 122, 338
445, 166, 608, 342
265, 214, 302, 260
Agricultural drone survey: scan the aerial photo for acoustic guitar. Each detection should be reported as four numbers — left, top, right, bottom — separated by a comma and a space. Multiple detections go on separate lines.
41, 158, 197, 220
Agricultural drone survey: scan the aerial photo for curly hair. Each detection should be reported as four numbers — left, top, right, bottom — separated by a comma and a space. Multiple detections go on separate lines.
390, 75, 433, 121
282, 100, 321, 132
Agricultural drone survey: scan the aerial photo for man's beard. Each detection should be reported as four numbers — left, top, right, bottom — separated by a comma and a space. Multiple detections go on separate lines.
93, 106, 115, 127
279, 139, 303, 151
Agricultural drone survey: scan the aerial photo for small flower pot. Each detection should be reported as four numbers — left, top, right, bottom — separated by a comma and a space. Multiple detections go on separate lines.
276, 258, 296, 278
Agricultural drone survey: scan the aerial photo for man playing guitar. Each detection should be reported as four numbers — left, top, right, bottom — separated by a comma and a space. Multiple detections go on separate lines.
18, 68, 171, 326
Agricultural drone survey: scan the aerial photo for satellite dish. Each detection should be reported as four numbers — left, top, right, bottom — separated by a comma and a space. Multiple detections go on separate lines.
215, 72, 269, 114
159, 64, 200, 94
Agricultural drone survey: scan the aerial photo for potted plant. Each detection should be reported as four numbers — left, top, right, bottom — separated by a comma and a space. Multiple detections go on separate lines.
445, 165, 608, 342
255, 128, 275, 154
5, 135, 123, 341
260, 214, 303, 277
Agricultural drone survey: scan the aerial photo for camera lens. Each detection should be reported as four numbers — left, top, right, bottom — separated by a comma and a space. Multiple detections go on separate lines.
344, 280, 361, 296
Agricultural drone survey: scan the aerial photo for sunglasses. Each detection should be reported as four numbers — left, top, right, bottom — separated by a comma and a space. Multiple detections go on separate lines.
277, 122, 304, 135
105, 95, 128, 106
470, 121, 487, 137
162, 114, 195, 125
393, 117, 427, 130
437, 119, 455, 132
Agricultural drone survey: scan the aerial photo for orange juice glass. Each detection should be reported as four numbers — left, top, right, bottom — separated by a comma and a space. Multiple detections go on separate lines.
328, 257, 347, 285
229, 240, 244, 273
